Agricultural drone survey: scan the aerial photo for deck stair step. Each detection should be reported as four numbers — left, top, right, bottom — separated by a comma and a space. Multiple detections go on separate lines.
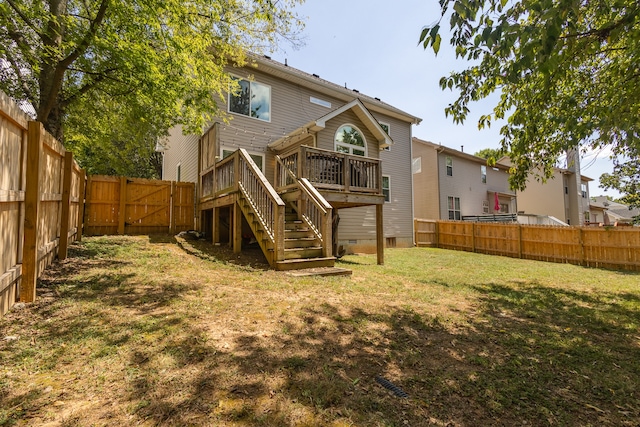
285, 229, 315, 239
283, 247, 323, 259
275, 257, 336, 271
285, 237, 318, 249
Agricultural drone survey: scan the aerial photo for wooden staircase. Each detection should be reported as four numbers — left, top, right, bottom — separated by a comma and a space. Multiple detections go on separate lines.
277, 204, 335, 271
213, 148, 337, 272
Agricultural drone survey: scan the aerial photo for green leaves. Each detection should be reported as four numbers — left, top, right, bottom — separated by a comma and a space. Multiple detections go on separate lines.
420, 0, 640, 190
1, 0, 304, 171
421, 24, 442, 54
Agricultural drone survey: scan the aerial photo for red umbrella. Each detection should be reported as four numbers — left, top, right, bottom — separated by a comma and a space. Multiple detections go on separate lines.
494, 192, 500, 211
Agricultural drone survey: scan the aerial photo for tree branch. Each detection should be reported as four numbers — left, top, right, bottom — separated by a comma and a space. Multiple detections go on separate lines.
3, 50, 36, 103
58, 0, 110, 69
61, 67, 121, 107
4, 0, 39, 34
39, 0, 110, 122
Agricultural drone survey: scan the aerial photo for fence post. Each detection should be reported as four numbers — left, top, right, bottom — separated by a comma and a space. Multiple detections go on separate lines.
435, 220, 440, 248
471, 222, 476, 252
578, 227, 585, 266
76, 170, 86, 242
58, 151, 73, 260
118, 176, 127, 235
518, 224, 523, 259
21, 121, 43, 303
170, 181, 176, 235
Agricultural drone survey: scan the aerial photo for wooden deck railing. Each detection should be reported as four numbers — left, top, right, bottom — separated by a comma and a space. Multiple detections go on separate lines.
237, 149, 285, 253
201, 166, 214, 198
276, 154, 333, 257
276, 145, 381, 194
215, 154, 236, 195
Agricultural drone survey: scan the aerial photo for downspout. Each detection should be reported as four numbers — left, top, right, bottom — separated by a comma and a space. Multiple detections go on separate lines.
410, 134, 415, 246
436, 145, 445, 219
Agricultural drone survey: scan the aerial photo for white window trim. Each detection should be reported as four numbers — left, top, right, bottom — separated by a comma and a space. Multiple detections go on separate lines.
176, 163, 181, 182
448, 196, 461, 220
412, 157, 422, 174
446, 156, 453, 176
379, 122, 391, 151
382, 175, 391, 203
481, 165, 487, 184
310, 96, 331, 108
221, 147, 265, 172
228, 76, 272, 123
334, 123, 368, 157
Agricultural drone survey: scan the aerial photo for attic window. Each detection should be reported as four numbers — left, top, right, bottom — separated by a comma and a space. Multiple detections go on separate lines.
310, 97, 331, 108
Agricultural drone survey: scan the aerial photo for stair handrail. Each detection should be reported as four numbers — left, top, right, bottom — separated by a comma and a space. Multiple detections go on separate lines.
237, 149, 285, 260
276, 154, 333, 257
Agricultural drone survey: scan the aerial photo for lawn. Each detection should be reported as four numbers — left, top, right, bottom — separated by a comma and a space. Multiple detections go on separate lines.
1, 235, 639, 426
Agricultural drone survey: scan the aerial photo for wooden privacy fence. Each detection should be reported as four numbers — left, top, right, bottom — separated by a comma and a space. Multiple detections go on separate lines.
84, 176, 194, 236
1, 92, 85, 315
415, 219, 640, 271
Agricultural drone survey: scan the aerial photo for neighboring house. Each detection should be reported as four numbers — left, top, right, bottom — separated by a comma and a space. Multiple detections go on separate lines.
587, 199, 608, 225
504, 150, 593, 226
162, 55, 421, 270
412, 138, 515, 221
592, 196, 640, 225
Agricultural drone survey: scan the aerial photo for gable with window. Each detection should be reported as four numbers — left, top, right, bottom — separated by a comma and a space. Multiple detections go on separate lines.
228, 77, 271, 122
335, 124, 367, 156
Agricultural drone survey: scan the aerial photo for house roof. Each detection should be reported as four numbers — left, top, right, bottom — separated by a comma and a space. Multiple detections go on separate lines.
413, 137, 511, 171
248, 54, 422, 126
268, 98, 393, 152
498, 155, 593, 181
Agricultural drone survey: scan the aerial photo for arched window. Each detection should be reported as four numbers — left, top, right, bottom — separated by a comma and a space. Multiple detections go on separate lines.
335, 124, 367, 156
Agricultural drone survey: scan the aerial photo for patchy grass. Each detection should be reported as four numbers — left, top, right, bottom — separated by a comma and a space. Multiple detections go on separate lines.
1, 235, 639, 426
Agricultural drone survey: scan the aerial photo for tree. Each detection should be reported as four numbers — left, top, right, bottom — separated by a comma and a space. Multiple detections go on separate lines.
420, 0, 640, 191
0, 0, 302, 143
599, 154, 640, 209
474, 147, 506, 165
64, 91, 164, 178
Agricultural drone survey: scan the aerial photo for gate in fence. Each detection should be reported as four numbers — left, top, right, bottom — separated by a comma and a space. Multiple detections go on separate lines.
84, 176, 194, 236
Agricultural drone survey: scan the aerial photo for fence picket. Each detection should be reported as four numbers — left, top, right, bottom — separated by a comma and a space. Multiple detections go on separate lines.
415, 219, 640, 271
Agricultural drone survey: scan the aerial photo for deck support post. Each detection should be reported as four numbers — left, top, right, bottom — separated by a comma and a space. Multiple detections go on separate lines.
212, 207, 219, 244
233, 202, 242, 253
376, 204, 384, 265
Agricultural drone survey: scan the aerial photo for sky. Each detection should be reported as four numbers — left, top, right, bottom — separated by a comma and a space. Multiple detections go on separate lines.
270, 0, 620, 198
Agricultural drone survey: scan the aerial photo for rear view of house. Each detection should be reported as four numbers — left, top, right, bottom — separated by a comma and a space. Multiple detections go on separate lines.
162, 55, 421, 270
412, 138, 515, 221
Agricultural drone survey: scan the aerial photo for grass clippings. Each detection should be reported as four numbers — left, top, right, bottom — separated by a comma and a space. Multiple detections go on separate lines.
1, 235, 639, 426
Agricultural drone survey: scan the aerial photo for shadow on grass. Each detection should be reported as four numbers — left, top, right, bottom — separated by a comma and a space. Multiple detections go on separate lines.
124, 287, 640, 426
175, 235, 271, 270
2, 238, 639, 427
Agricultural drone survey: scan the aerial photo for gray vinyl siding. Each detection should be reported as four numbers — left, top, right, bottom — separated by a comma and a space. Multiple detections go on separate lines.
317, 111, 379, 158
216, 67, 354, 184
162, 125, 199, 183
437, 153, 511, 219
338, 113, 414, 243
164, 63, 418, 245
